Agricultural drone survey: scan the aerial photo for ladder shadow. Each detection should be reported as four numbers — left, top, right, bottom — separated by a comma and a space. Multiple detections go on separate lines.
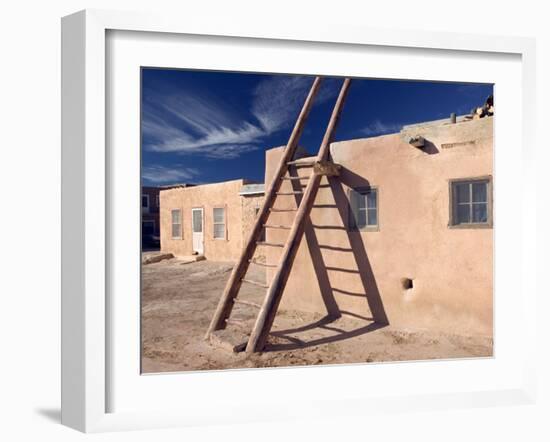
259, 164, 389, 353
288, 166, 341, 318
290, 163, 389, 325
327, 167, 389, 325
266, 314, 385, 351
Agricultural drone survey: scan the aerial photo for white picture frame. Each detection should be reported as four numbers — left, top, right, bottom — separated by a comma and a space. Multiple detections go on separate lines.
61, 9, 538, 433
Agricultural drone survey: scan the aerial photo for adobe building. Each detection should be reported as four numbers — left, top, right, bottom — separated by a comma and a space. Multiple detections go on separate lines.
160, 180, 265, 262
141, 186, 161, 239
264, 115, 494, 336
142, 184, 195, 248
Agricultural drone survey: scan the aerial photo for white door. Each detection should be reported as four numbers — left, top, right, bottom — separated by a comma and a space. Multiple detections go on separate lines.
191, 208, 204, 254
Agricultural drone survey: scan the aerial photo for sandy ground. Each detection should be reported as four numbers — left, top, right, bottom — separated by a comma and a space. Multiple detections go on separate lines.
141, 257, 492, 373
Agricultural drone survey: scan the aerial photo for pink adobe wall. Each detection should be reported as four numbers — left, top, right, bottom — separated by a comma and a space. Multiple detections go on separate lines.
264, 117, 494, 336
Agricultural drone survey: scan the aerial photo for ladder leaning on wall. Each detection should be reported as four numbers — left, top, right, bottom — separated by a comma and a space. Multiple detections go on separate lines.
205, 76, 351, 353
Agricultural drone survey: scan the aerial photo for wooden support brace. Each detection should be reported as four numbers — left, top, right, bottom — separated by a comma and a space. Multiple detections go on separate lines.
313, 161, 341, 177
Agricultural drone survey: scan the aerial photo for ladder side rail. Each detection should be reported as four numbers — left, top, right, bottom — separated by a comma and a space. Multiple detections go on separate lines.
205, 77, 323, 337
246, 78, 352, 352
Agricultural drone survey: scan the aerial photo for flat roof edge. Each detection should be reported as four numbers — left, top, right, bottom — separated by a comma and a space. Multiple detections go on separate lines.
401, 114, 473, 130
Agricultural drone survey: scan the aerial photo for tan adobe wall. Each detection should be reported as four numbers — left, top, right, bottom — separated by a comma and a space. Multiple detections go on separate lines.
241, 194, 266, 262
160, 180, 246, 262
265, 117, 493, 336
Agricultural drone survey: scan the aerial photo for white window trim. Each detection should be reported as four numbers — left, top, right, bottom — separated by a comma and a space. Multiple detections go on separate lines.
212, 206, 227, 240
171, 208, 182, 239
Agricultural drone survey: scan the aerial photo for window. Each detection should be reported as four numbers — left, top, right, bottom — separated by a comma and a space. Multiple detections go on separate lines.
349, 187, 378, 231
450, 178, 492, 227
192, 208, 203, 233
171, 209, 182, 239
213, 207, 226, 239
141, 194, 149, 213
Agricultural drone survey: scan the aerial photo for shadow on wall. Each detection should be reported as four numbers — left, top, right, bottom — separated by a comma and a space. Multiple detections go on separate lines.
421, 139, 440, 155
265, 164, 389, 351
329, 166, 389, 326
403, 135, 440, 155
288, 166, 340, 318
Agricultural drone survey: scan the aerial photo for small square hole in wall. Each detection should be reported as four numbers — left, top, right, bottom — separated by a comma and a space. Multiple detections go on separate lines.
402, 278, 414, 290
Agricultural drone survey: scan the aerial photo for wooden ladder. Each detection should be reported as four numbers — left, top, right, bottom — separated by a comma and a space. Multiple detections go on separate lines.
205, 76, 352, 353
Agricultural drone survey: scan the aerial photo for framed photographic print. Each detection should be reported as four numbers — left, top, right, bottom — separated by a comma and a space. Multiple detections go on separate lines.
61, 9, 537, 433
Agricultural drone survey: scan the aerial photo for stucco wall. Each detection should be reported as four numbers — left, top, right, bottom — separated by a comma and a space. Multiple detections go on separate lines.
241, 193, 266, 262
160, 180, 246, 262
265, 117, 494, 336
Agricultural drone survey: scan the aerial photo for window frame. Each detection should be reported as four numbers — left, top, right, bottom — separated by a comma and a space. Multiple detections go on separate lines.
170, 208, 183, 239
348, 186, 380, 232
448, 176, 493, 229
212, 205, 227, 240
141, 194, 149, 213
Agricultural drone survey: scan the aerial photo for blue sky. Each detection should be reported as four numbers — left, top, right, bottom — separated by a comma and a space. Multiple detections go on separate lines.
141, 69, 492, 185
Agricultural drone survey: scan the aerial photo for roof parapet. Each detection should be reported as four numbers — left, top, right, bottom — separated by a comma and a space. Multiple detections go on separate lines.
239, 183, 265, 196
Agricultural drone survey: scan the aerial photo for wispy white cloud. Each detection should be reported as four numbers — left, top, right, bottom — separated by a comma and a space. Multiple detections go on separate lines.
199, 144, 259, 160
142, 165, 199, 184
360, 120, 403, 137
143, 91, 265, 156
142, 75, 340, 159
252, 76, 311, 133
252, 76, 340, 132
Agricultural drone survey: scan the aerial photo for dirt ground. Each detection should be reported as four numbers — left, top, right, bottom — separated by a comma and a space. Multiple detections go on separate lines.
141, 257, 492, 373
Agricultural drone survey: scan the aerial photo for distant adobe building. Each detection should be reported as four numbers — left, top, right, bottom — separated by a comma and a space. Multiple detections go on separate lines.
264, 115, 493, 336
141, 186, 161, 242
142, 184, 194, 248
160, 180, 265, 261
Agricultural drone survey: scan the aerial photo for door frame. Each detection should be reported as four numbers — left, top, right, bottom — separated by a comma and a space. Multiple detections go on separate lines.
191, 207, 204, 254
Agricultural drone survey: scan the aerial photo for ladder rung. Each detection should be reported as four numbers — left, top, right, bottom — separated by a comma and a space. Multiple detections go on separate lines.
287, 160, 315, 167
256, 241, 285, 247
233, 299, 262, 308
241, 278, 269, 288
276, 191, 303, 195
281, 176, 309, 180
248, 259, 277, 268
270, 208, 297, 212
225, 318, 248, 328
264, 224, 291, 230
